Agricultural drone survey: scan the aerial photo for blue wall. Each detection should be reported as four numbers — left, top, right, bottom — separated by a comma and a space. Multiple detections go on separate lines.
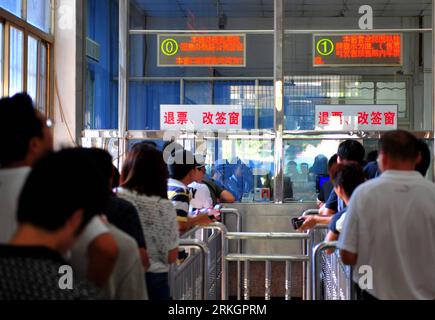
85, 0, 118, 129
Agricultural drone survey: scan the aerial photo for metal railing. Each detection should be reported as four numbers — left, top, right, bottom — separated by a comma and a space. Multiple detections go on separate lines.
220, 208, 243, 299
170, 207, 354, 301
312, 241, 355, 300
169, 238, 209, 300
169, 222, 228, 300
224, 232, 311, 300
304, 209, 355, 300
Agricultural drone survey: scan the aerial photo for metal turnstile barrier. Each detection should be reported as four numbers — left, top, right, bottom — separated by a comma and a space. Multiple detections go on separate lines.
170, 207, 355, 300
169, 222, 228, 300
224, 232, 312, 300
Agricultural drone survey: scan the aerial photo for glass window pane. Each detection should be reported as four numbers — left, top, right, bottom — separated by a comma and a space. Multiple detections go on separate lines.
128, 81, 180, 130
9, 27, 23, 96
27, 36, 38, 103
0, 0, 21, 17
37, 43, 47, 115
27, 0, 51, 33
377, 82, 407, 119
284, 140, 342, 202
128, 0, 273, 130
218, 139, 275, 202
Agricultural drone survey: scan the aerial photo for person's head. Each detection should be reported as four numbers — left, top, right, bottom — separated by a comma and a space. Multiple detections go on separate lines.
330, 162, 365, 204
288, 161, 298, 174
192, 154, 206, 183
84, 148, 114, 191
0, 93, 53, 168
377, 130, 420, 172
300, 163, 309, 174
366, 150, 378, 163
337, 140, 365, 165
121, 142, 169, 198
17, 148, 109, 253
415, 139, 431, 177
327, 154, 338, 174
310, 155, 328, 175
167, 149, 199, 185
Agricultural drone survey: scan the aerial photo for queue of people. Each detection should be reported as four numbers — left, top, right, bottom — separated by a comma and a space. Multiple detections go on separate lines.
293, 132, 435, 300
2, 92, 435, 300
0, 93, 232, 300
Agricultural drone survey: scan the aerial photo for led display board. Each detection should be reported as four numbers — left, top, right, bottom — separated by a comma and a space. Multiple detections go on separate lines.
313, 34, 402, 67
158, 34, 246, 67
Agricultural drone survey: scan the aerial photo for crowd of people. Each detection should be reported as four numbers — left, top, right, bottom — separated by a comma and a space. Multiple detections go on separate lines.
0, 93, 234, 300
293, 133, 435, 300
2, 92, 435, 300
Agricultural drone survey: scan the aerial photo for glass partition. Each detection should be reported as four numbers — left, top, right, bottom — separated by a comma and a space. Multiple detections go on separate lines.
128, 0, 274, 131
83, 0, 434, 203
27, 0, 51, 33
9, 26, 23, 96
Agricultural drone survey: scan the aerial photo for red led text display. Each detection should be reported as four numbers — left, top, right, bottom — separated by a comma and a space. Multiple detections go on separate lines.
158, 34, 246, 67
313, 34, 402, 67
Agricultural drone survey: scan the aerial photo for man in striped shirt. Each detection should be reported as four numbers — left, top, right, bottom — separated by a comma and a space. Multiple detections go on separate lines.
167, 150, 220, 235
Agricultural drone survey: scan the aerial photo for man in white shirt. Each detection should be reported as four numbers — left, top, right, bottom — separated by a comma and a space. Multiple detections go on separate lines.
188, 164, 214, 211
0, 93, 53, 243
339, 130, 435, 300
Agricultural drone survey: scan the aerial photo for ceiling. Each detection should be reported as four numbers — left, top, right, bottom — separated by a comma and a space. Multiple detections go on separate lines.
132, 0, 432, 18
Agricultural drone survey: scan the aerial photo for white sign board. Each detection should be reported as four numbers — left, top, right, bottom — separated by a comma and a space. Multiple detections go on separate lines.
315, 105, 398, 131
160, 105, 242, 131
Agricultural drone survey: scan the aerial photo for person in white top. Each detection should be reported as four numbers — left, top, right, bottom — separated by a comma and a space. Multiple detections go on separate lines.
188, 164, 213, 211
118, 142, 179, 300
0, 93, 53, 243
339, 130, 435, 300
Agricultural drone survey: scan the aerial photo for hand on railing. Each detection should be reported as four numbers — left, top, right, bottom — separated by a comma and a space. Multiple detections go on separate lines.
298, 215, 319, 232
207, 208, 221, 222
194, 208, 221, 222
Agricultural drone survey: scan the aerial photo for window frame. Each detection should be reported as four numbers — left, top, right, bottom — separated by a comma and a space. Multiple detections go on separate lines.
0, 3, 54, 119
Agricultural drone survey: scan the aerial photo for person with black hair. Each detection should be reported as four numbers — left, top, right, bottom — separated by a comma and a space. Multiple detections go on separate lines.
0, 93, 53, 243
323, 162, 365, 251
167, 149, 220, 234
299, 140, 365, 231
86, 148, 149, 268
0, 148, 106, 299
83, 148, 148, 299
366, 150, 378, 163
117, 142, 179, 300
415, 139, 431, 177
316, 154, 337, 208
339, 130, 435, 299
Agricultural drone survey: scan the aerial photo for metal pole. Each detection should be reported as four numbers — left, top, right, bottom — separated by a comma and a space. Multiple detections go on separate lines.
129, 28, 432, 35
118, 0, 129, 168
220, 208, 242, 300
204, 223, 229, 300
311, 241, 338, 300
273, 0, 285, 203
302, 236, 306, 300
265, 261, 272, 300
244, 261, 250, 300
285, 261, 292, 300
306, 236, 312, 300
179, 239, 211, 300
